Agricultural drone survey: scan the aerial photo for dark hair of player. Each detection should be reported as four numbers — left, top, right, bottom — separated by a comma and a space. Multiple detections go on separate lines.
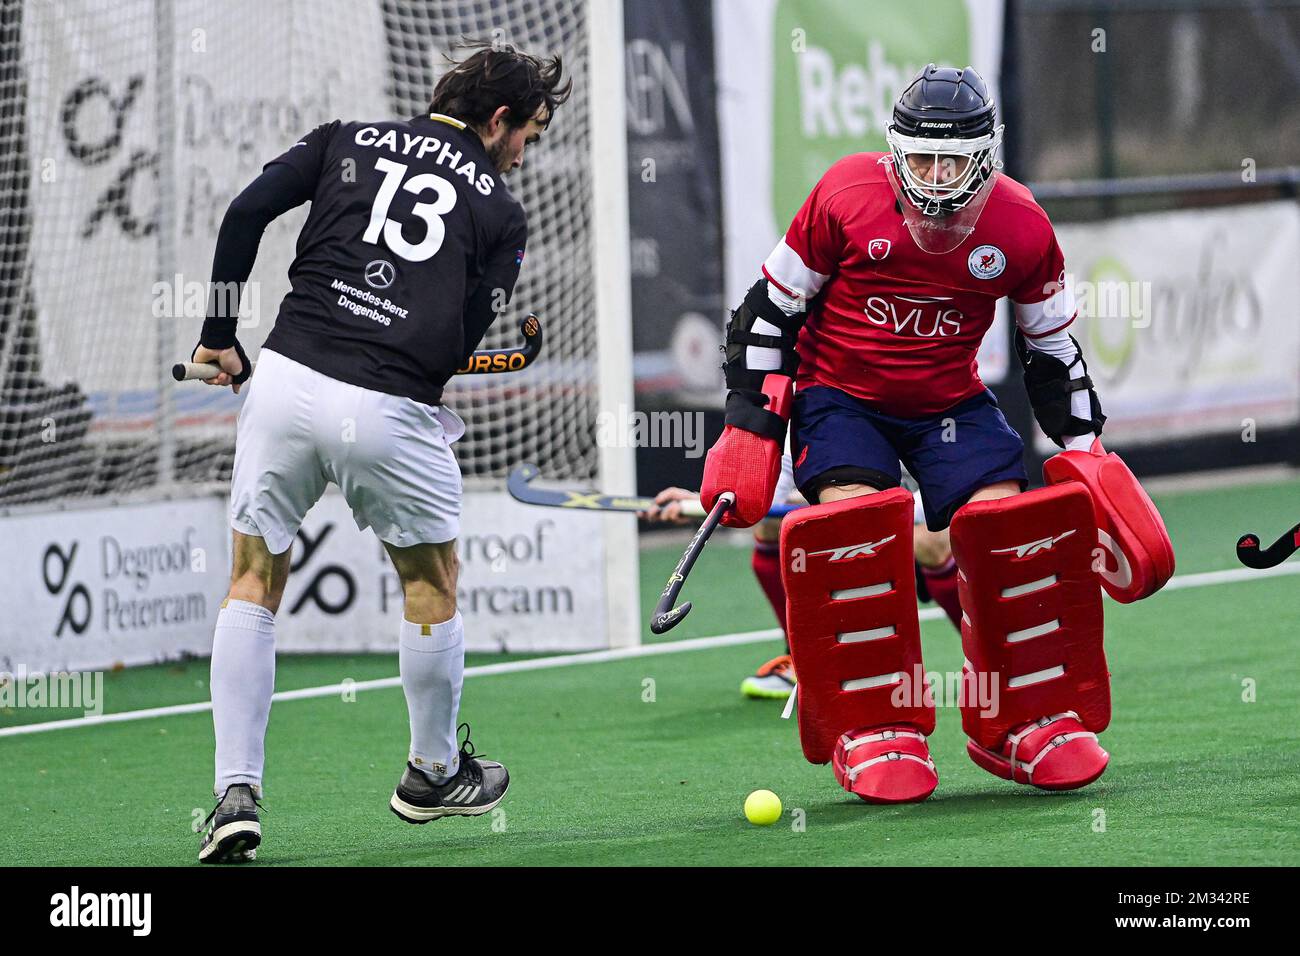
429, 40, 573, 132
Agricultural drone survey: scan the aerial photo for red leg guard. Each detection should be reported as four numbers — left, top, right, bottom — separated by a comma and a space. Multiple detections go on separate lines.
781, 490, 936, 801
950, 484, 1110, 791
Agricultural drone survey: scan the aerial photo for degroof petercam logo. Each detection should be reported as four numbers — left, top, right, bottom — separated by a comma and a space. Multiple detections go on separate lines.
771, 0, 971, 226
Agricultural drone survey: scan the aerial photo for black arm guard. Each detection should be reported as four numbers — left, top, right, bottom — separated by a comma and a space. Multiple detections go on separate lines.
1014, 329, 1106, 448
719, 279, 804, 441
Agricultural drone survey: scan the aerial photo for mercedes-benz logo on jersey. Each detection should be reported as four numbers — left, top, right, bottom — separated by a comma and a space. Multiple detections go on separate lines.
968, 244, 1006, 279
364, 259, 395, 289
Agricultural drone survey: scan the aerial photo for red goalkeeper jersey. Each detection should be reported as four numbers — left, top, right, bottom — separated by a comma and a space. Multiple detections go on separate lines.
762, 152, 1075, 417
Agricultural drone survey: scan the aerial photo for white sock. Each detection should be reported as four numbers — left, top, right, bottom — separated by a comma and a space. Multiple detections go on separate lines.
210, 599, 276, 795
399, 612, 465, 782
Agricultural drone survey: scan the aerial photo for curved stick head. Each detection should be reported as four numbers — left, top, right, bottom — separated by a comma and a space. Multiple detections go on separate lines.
650, 601, 692, 635
519, 314, 543, 363
506, 463, 541, 503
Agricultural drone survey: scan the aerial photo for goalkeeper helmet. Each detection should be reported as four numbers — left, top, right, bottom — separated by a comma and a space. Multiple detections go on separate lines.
884, 64, 1004, 254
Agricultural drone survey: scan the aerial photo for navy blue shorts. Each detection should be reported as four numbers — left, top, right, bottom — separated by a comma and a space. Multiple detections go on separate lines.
791, 385, 1028, 530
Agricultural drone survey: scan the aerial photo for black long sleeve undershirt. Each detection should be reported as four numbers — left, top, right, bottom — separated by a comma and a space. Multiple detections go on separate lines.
199, 163, 313, 349
459, 282, 504, 369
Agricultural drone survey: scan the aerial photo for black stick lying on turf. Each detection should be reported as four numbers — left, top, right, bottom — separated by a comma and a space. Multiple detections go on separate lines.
650, 492, 735, 634
507, 464, 798, 518
172, 314, 544, 382
1236, 521, 1300, 569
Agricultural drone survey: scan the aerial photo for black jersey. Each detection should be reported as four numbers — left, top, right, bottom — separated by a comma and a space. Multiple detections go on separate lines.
259, 113, 528, 406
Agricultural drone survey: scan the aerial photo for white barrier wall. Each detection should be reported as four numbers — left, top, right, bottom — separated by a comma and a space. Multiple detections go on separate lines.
1052, 200, 1300, 452
0, 497, 230, 673
276, 490, 615, 655
1, 490, 621, 673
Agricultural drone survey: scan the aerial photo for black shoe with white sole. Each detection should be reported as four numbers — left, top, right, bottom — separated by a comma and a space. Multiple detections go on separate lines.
198, 783, 262, 864
390, 724, 510, 824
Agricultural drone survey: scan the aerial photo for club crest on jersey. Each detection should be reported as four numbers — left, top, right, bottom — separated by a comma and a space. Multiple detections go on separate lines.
867, 238, 891, 261
968, 244, 1006, 279
990, 529, 1076, 559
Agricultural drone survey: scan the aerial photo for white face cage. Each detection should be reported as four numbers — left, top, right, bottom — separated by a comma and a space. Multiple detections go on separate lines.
885, 125, 1005, 217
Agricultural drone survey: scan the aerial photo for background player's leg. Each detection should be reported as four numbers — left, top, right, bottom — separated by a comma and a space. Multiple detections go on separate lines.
914, 510, 961, 631
385, 540, 464, 780
740, 519, 797, 699
917, 481, 1018, 630
751, 518, 788, 634
742, 451, 802, 699
915, 481, 1024, 632
211, 531, 291, 797
916, 484, 1018, 632
741, 494, 809, 698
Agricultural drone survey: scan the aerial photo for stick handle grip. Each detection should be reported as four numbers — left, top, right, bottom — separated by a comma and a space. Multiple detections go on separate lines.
172, 361, 221, 382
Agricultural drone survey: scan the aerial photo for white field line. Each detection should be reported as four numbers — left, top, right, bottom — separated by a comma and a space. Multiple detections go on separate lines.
3, 562, 1297, 739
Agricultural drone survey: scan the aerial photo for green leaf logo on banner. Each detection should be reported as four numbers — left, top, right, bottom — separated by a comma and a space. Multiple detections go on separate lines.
772, 0, 970, 227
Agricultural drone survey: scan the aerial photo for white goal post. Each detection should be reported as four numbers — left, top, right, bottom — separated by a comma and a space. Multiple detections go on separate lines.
0, 0, 639, 671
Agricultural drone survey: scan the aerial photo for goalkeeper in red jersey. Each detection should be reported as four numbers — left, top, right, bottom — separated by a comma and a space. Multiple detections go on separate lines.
698, 65, 1171, 804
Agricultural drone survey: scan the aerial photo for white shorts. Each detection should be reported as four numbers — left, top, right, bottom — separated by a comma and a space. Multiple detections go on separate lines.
230, 349, 465, 554
772, 451, 797, 507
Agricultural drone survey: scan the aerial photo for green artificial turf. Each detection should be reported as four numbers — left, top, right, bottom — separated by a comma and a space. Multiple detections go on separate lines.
2, 479, 1297, 866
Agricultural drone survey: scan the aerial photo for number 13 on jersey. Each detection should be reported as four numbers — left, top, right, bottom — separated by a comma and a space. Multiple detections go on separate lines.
364, 157, 458, 263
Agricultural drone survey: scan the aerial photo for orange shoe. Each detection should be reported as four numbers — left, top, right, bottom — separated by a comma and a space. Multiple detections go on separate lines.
740, 654, 796, 700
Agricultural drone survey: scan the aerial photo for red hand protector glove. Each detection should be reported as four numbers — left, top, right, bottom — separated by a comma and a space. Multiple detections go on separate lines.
701, 374, 793, 528
1043, 437, 1175, 602
701, 425, 783, 528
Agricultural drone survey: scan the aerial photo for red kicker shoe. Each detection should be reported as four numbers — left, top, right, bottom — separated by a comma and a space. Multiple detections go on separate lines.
966, 712, 1109, 791
832, 724, 938, 804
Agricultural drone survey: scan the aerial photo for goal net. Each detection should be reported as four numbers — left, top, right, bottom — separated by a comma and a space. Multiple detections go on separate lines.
0, 0, 638, 659
2, 0, 623, 501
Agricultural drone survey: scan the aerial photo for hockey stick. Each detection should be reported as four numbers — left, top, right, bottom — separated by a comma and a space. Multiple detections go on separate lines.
507, 464, 800, 519
1236, 521, 1300, 569
650, 492, 734, 634
171, 314, 544, 382
452, 313, 543, 375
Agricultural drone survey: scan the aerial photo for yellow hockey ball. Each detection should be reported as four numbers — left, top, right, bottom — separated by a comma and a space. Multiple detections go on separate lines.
744, 789, 782, 826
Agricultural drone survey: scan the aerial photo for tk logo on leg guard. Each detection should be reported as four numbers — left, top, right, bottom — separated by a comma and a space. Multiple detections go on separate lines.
991, 529, 1076, 559
810, 535, 896, 562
